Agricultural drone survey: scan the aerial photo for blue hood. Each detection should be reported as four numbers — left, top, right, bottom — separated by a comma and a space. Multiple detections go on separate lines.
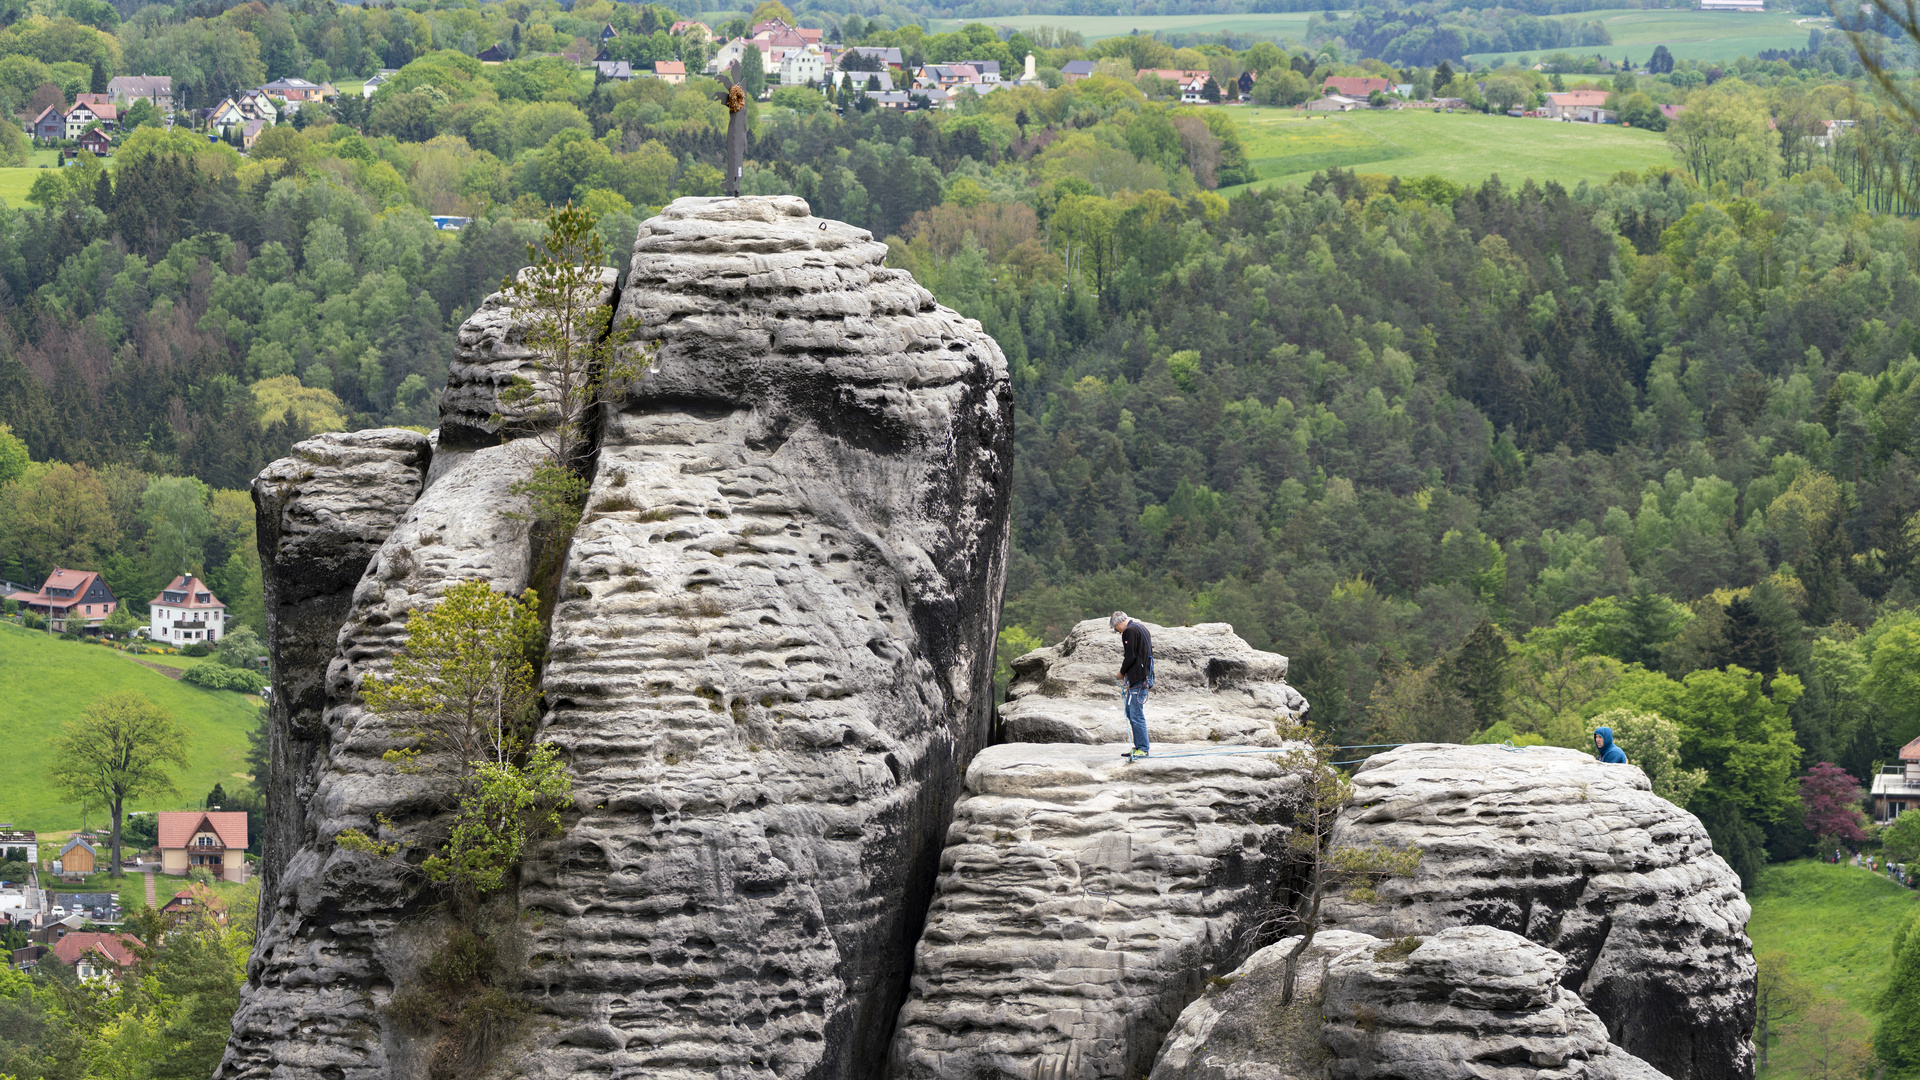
1594, 726, 1626, 763
1595, 726, 1615, 750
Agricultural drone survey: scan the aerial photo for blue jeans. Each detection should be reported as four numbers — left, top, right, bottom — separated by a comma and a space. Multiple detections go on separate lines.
1124, 684, 1149, 752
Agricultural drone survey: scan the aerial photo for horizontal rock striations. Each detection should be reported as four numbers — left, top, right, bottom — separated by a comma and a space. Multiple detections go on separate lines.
1000, 619, 1309, 745
223, 435, 548, 1079
1151, 927, 1673, 1080
249, 429, 431, 921
888, 742, 1307, 1080
511, 195, 1013, 1080
1319, 744, 1754, 1080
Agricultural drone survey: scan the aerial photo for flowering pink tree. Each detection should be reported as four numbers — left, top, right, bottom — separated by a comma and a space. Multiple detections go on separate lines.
1800, 762, 1869, 845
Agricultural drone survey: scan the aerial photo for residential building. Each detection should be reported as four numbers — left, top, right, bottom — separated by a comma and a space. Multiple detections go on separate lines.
50, 931, 139, 981
834, 69, 894, 93
240, 118, 266, 151
750, 19, 812, 48
669, 20, 712, 38
1322, 76, 1393, 98
258, 78, 331, 103
54, 837, 96, 875
237, 89, 279, 123
866, 90, 913, 109
777, 48, 823, 86
649, 60, 688, 85
1303, 94, 1364, 112
1874, 736, 1920, 822
1543, 89, 1615, 122
916, 63, 980, 89
107, 75, 172, 112
1061, 59, 1097, 82
78, 128, 111, 156
63, 100, 114, 139
30, 104, 62, 142
600, 23, 619, 42
159, 888, 225, 924
477, 43, 511, 63
964, 60, 1002, 83
7, 568, 117, 632
1138, 67, 1211, 87
147, 573, 227, 644
157, 811, 248, 882
362, 70, 396, 98
594, 60, 634, 81
0, 828, 36, 866
709, 36, 752, 74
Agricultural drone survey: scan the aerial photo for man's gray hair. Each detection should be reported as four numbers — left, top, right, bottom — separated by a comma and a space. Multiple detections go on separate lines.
1110, 611, 1129, 629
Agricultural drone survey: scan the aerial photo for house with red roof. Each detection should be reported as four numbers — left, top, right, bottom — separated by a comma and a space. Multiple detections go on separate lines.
157, 811, 248, 882
50, 931, 140, 980
1544, 89, 1614, 122
147, 573, 226, 645
7, 568, 118, 633
1323, 76, 1393, 98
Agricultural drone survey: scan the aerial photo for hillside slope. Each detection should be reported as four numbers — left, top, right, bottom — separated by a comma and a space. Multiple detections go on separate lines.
0, 624, 259, 831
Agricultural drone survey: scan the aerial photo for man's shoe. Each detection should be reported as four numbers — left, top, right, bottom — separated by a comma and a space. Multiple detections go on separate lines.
1126, 748, 1148, 762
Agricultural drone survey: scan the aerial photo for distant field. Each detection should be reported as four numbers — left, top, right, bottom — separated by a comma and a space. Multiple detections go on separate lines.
925, 13, 1336, 42
1223, 106, 1674, 192
1748, 860, 1919, 1078
0, 624, 260, 831
1466, 7, 1823, 65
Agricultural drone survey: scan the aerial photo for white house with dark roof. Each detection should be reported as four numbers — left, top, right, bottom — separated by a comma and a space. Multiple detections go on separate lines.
147, 573, 226, 644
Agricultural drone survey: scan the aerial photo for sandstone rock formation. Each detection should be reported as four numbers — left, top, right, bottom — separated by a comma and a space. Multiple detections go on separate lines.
249, 428, 430, 916
437, 266, 620, 451
1320, 744, 1754, 1080
888, 741, 1307, 1080
1000, 619, 1309, 745
221, 196, 1012, 1080
1151, 926, 1671, 1080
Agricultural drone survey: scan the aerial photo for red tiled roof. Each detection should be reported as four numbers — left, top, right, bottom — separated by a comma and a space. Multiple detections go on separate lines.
1901, 736, 1920, 762
653, 61, 686, 75
160, 892, 198, 912
149, 573, 224, 610
10, 568, 104, 611
1323, 76, 1392, 97
50, 931, 140, 969
1546, 90, 1611, 107
157, 811, 248, 851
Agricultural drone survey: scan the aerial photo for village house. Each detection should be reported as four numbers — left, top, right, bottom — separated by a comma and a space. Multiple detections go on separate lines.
834, 69, 894, 93
362, 70, 396, 98
50, 931, 139, 981
477, 43, 511, 63
7, 568, 117, 632
147, 573, 227, 644
0, 827, 36, 866
62, 99, 114, 139
1061, 59, 1097, 82
708, 36, 753, 74
78, 128, 111, 156
1543, 89, 1615, 122
258, 77, 332, 103
915, 63, 980, 89
55, 836, 96, 875
158, 810, 248, 882
778, 47, 823, 86
1873, 736, 1920, 822
30, 104, 62, 141
594, 60, 633, 81
1322, 75, 1393, 98
240, 119, 266, 151
107, 75, 172, 112
648, 59, 688, 85
669, 20, 712, 38
840, 45, 904, 71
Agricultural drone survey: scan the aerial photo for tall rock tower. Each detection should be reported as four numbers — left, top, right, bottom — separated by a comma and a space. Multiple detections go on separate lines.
221, 196, 1013, 1080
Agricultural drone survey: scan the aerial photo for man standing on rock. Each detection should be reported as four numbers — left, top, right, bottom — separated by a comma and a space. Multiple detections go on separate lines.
1113, 612, 1153, 761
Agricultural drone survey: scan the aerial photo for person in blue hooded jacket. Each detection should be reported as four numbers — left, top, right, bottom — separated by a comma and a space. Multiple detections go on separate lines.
1593, 726, 1628, 764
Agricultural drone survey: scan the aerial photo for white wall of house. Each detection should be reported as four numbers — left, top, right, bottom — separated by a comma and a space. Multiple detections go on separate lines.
149, 604, 225, 644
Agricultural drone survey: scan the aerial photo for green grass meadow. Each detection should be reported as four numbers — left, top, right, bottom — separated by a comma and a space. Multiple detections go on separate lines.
1466, 7, 1822, 66
926, 12, 1333, 42
0, 623, 260, 831
1223, 106, 1674, 192
1748, 859, 1920, 1076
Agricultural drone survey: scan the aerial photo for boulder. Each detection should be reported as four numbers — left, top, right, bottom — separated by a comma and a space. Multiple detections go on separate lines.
1151, 927, 1673, 1080
1319, 744, 1754, 1080
1000, 619, 1309, 745
888, 741, 1308, 1080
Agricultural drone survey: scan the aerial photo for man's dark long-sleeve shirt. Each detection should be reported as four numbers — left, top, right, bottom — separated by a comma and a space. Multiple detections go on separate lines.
1120, 622, 1152, 687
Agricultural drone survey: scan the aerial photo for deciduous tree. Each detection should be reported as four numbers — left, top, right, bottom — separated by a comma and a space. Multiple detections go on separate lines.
47, 692, 189, 874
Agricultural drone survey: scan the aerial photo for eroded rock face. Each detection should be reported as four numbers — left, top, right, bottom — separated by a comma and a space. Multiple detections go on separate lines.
1000, 619, 1308, 745
1152, 927, 1672, 1080
224, 196, 1011, 1080
249, 428, 430, 916
1320, 745, 1754, 1080
888, 742, 1307, 1080
504, 195, 1011, 1079
437, 266, 620, 451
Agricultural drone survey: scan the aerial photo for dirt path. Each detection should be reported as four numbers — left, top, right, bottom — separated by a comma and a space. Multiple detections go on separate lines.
143, 869, 156, 907
128, 657, 186, 680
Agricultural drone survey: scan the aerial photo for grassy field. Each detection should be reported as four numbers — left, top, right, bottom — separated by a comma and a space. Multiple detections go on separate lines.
0, 623, 260, 832
1223, 106, 1674, 192
1466, 7, 1822, 66
925, 13, 1334, 42
1748, 859, 1919, 1076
